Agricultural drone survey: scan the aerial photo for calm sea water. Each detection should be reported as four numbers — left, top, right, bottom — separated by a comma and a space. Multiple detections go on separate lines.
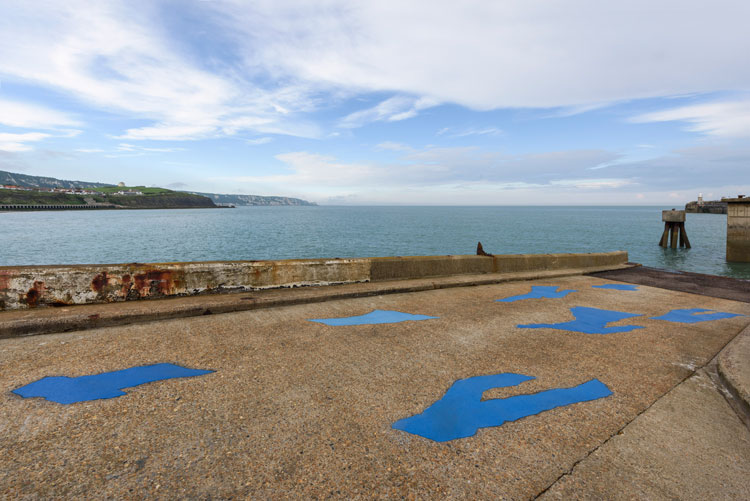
2, 206, 749, 279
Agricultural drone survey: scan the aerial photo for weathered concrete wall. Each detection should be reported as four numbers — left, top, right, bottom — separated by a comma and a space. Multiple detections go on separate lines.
726, 197, 750, 263
0, 251, 628, 310
0, 259, 371, 311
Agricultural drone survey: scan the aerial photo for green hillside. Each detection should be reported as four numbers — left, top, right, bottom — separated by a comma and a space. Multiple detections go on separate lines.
1, 186, 216, 209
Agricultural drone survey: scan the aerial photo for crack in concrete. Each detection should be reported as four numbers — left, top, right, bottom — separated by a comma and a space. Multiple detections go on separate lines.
533, 320, 750, 499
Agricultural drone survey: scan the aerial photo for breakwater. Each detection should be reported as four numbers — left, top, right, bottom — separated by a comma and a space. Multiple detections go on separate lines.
0, 251, 628, 310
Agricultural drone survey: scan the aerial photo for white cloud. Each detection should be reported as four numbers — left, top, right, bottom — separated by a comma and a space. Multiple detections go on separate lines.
338, 96, 439, 128
246, 137, 273, 145
215, 0, 750, 109
0, 99, 80, 129
2, 0, 749, 145
550, 178, 634, 189
225, 146, 622, 195
630, 97, 750, 138
438, 127, 503, 138
0, 1, 319, 141
0, 132, 51, 152
116, 143, 184, 153
375, 141, 413, 152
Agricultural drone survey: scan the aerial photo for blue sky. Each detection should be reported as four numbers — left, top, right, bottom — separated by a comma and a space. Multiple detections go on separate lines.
0, 0, 749, 205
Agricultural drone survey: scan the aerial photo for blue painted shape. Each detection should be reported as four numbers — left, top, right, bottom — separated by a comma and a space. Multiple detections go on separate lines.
496, 286, 577, 303
12, 363, 213, 404
592, 284, 639, 291
392, 373, 612, 442
650, 308, 744, 324
308, 309, 438, 326
518, 306, 644, 334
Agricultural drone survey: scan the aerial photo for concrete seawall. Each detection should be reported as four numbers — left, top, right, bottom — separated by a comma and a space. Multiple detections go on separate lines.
0, 251, 628, 311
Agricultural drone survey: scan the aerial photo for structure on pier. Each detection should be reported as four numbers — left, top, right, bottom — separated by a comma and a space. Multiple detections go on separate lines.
726, 195, 750, 262
659, 210, 691, 249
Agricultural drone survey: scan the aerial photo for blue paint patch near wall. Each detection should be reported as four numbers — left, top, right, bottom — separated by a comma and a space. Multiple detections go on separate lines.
308, 309, 438, 326
592, 284, 639, 291
392, 373, 612, 442
650, 308, 744, 324
518, 306, 644, 334
496, 286, 577, 303
12, 363, 214, 404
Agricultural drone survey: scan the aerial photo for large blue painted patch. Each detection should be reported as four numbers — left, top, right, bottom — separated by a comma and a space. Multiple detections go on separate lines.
12, 363, 214, 404
592, 284, 639, 291
392, 373, 612, 442
518, 306, 644, 334
650, 308, 744, 324
308, 309, 438, 326
496, 286, 577, 303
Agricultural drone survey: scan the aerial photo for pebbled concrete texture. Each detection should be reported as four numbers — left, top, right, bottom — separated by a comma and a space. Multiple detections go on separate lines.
1, 275, 749, 498
540, 368, 750, 500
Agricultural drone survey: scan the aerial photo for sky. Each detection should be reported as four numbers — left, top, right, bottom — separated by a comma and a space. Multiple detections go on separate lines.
0, 0, 749, 205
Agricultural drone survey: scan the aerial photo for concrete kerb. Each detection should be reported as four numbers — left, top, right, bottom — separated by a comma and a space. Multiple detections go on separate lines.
0, 251, 628, 311
717, 324, 750, 428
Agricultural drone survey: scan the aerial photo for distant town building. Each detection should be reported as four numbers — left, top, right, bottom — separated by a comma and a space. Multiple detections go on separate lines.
115, 190, 143, 196
118, 182, 126, 187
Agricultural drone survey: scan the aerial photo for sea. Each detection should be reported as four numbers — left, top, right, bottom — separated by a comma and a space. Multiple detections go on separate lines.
2, 206, 749, 279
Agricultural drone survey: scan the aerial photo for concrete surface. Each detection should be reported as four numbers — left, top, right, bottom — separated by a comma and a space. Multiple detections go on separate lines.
1, 274, 749, 498
0, 251, 628, 310
590, 266, 750, 303
540, 368, 750, 500
718, 325, 750, 428
0, 264, 632, 339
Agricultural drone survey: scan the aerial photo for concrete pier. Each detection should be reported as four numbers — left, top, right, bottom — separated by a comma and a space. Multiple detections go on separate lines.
659, 209, 690, 249
726, 196, 750, 262
1, 265, 749, 498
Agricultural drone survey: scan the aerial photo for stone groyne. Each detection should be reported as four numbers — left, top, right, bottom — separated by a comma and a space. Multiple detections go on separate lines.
0, 251, 628, 310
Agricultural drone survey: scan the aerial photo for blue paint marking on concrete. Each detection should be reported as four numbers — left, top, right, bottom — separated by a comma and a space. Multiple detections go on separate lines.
496, 286, 577, 303
392, 373, 612, 442
592, 284, 639, 291
650, 308, 744, 324
518, 306, 644, 334
12, 363, 214, 404
308, 309, 438, 326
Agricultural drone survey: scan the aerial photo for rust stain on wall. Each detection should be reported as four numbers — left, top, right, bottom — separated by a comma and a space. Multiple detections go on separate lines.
24, 281, 46, 307
91, 272, 109, 293
0, 272, 11, 291
120, 274, 132, 297
133, 269, 181, 297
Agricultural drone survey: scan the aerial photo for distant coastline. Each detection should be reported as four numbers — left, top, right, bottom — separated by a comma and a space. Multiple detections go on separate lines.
0, 169, 316, 209
187, 191, 316, 207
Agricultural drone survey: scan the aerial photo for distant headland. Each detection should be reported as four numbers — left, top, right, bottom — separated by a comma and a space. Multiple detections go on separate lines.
0, 170, 316, 210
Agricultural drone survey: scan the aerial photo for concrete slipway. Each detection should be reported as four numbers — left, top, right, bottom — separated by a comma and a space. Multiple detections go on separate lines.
1, 264, 749, 499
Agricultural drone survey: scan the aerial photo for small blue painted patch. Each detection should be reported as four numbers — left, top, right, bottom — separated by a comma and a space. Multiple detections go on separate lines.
496, 286, 577, 303
592, 284, 639, 291
650, 308, 744, 324
392, 373, 612, 442
308, 309, 438, 326
12, 363, 213, 404
518, 306, 644, 334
